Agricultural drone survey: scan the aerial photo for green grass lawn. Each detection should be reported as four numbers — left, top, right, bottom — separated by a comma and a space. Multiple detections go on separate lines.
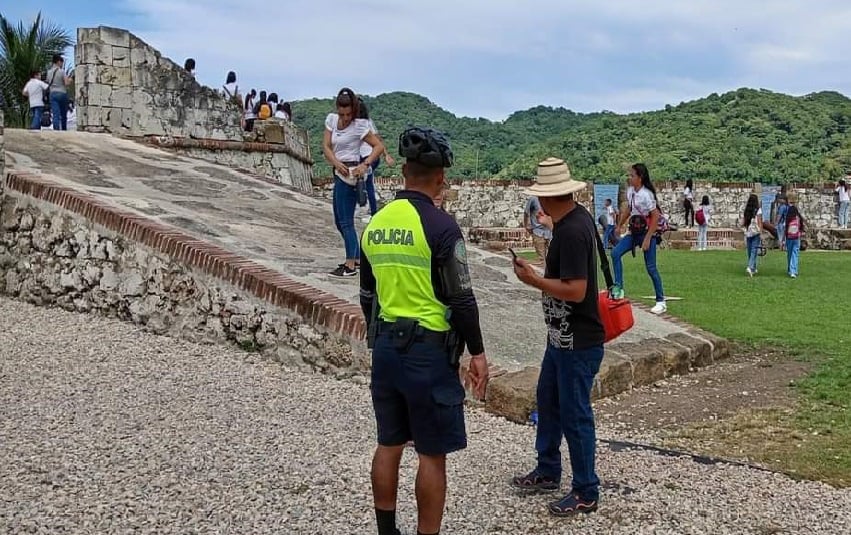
615, 248, 851, 484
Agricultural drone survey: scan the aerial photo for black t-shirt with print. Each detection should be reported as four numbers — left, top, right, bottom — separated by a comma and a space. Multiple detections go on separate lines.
542, 204, 605, 350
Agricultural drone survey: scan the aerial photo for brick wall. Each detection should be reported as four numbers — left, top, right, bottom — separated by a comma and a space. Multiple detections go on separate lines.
0, 171, 368, 375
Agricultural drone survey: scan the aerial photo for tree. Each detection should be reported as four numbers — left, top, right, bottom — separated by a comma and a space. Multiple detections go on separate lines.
0, 12, 73, 128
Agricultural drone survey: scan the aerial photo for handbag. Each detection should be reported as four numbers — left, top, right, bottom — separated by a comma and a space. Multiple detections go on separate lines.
591, 215, 635, 343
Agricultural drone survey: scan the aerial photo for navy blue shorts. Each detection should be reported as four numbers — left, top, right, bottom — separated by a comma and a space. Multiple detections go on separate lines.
370, 333, 467, 456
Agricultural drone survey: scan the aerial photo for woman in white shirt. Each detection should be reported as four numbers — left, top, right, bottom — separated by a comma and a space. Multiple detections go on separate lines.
836, 179, 850, 229
223, 71, 239, 102
243, 89, 257, 132
742, 194, 763, 277
612, 163, 667, 314
322, 88, 384, 277
683, 179, 695, 227
696, 195, 711, 251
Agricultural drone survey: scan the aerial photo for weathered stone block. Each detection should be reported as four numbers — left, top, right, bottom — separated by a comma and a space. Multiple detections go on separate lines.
657, 342, 692, 376
485, 366, 539, 423
594, 352, 633, 399
78, 42, 113, 65
110, 86, 132, 108
96, 65, 131, 87
99, 27, 131, 47
667, 332, 713, 367
112, 46, 130, 68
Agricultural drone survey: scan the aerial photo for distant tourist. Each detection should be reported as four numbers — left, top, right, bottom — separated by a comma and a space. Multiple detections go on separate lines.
322, 88, 383, 277
612, 163, 667, 315
184, 58, 196, 76
774, 195, 789, 251
282, 102, 292, 120
683, 179, 695, 228
784, 204, 805, 278
243, 89, 257, 131
524, 196, 552, 262
274, 103, 290, 120
695, 195, 711, 251
22, 70, 49, 130
46, 54, 73, 131
254, 91, 272, 120
268, 92, 280, 113
357, 97, 395, 222
603, 198, 618, 250
223, 71, 239, 101
837, 179, 850, 229
67, 101, 77, 131
742, 194, 763, 277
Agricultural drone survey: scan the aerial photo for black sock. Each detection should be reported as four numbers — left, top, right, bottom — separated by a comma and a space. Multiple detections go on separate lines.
375, 508, 396, 535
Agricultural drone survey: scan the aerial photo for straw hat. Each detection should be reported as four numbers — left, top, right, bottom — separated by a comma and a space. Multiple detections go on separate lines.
524, 157, 587, 197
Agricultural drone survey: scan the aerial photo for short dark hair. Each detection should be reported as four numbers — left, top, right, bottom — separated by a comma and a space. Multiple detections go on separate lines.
52, 54, 63, 63
226, 71, 236, 84
605, 198, 612, 204
405, 161, 442, 182
184, 58, 195, 71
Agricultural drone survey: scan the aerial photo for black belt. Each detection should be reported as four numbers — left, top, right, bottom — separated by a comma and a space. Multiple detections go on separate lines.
340, 160, 360, 167
377, 320, 449, 345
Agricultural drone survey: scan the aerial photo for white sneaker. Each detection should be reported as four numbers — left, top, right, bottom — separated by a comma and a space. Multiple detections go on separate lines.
746, 267, 754, 277
651, 301, 667, 315
361, 215, 372, 224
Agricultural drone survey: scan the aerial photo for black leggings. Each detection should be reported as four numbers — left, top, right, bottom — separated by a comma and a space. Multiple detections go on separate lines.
684, 200, 694, 227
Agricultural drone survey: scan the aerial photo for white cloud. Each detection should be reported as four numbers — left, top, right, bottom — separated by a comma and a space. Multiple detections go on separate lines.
117, 0, 851, 119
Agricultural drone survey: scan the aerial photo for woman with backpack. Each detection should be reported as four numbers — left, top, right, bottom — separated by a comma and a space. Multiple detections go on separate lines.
742, 194, 763, 277
683, 179, 695, 228
322, 88, 384, 277
254, 91, 273, 120
695, 195, 711, 251
612, 163, 667, 315
784, 205, 804, 278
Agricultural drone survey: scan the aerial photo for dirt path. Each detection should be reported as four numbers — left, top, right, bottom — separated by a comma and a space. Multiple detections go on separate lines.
594, 346, 811, 441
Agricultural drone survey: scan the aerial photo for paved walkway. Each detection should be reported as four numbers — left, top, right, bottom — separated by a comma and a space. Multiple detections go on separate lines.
0, 298, 847, 534
5, 130, 687, 371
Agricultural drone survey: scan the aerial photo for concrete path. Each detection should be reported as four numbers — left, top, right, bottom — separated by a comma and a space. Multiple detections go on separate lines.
5, 130, 688, 371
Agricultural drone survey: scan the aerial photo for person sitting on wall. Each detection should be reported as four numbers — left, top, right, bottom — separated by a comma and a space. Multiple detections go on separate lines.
184, 58, 196, 76
223, 71, 239, 103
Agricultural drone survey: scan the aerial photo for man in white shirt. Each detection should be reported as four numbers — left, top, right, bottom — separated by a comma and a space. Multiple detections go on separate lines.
603, 198, 619, 249
22, 71, 49, 130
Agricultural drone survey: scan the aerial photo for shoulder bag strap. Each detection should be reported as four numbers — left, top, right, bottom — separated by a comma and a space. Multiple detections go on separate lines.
588, 211, 614, 291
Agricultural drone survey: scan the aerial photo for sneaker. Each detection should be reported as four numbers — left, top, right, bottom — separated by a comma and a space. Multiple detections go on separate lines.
746, 267, 754, 277
548, 492, 598, 517
510, 469, 560, 493
790, 273, 797, 279
650, 301, 667, 315
329, 264, 358, 277
610, 286, 625, 300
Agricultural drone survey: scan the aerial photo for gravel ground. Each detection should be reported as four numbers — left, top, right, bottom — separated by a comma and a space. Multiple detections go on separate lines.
1, 298, 849, 534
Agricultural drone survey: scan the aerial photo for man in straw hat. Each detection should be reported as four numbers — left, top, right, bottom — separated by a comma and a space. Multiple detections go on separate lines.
509, 157, 605, 517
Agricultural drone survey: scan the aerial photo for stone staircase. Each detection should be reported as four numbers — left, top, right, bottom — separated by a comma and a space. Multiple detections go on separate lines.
663, 228, 744, 250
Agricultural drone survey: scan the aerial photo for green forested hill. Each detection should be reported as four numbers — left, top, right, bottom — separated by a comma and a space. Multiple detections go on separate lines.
292, 89, 851, 183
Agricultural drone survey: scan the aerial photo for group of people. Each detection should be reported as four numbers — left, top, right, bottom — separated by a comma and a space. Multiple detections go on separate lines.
21, 54, 74, 131
242, 87, 293, 131
357, 121, 607, 533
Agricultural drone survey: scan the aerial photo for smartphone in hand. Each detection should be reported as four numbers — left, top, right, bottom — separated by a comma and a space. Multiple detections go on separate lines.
508, 248, 519, 265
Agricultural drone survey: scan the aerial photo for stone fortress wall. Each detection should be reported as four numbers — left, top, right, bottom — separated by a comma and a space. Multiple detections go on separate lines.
74, 26, 313, 191
315, 177, 844, 233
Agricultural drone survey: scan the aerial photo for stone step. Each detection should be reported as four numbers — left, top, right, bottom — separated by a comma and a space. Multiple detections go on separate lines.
483, 316, 731, 424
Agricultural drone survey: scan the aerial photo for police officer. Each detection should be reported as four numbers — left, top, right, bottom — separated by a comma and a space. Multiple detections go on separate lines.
360, 127, 489, 535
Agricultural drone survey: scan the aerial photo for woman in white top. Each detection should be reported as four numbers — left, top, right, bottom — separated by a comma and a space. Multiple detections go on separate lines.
612, 163, 667, 314
742, 194, 763, 277
836, 179, 850, 229
223, 71, 239, 102
696, 195, 711, 251
683, 179, 695, 227
243, 89, 257, 132
322, 88, 384, 277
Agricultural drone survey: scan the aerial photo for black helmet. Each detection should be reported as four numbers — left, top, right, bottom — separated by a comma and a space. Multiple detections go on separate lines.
398, 127, 454, 168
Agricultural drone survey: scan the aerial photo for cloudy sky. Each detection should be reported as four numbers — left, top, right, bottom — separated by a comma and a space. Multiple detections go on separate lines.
8, 0, 851, 119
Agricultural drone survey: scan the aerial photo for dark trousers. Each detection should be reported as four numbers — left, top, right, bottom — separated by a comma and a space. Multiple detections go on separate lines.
684, 200, 694, 227
535, 344, 604, 501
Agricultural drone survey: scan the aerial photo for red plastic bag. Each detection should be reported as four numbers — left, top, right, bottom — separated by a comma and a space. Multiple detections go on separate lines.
598, 291, 634, 343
